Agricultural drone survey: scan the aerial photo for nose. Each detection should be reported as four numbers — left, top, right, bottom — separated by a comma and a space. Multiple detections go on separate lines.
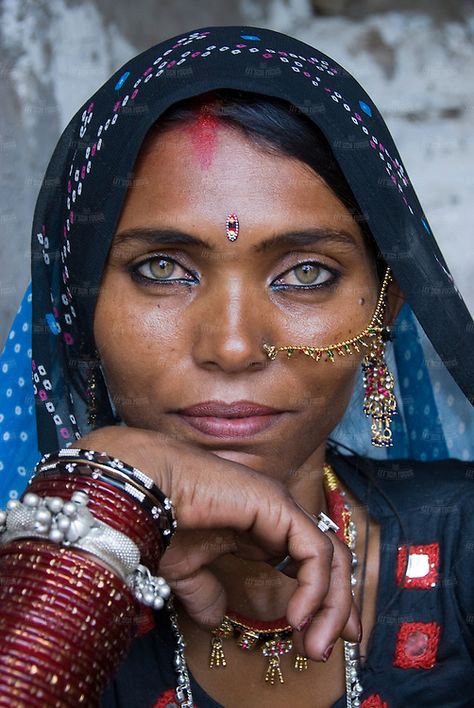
191, 279, 271, 373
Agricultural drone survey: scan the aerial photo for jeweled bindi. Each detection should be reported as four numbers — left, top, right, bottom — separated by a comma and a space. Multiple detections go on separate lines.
225, 213, 239, 242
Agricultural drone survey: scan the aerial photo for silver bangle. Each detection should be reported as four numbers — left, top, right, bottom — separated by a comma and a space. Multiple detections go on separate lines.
0, 492, 170, 611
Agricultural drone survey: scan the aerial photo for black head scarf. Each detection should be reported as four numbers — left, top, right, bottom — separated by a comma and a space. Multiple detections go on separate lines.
29, 25, 473, 455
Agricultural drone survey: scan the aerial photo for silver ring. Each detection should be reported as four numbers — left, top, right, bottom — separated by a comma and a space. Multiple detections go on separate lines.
272, 554, 293, 572
271, 512, 339, 572
316, 511, 339, 534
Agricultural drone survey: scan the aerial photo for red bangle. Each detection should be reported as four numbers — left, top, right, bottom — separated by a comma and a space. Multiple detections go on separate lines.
0, 562, 136, 703
0, 578, 134, 628
0, 661, 96, 708
1, 593, 133, 639
0, 574, 136, 637
0, 610, 131, 679
29, 474, 164, 568
0, 632, 98, 688
0, 549, 136, 591
0, 606, 120, 658
0, 627, 98, 678
0, 563, 136, 616
0, 536, 147, 591
0, 664, 60, 707
0, 590, 131, 647
0, 606, 133, 702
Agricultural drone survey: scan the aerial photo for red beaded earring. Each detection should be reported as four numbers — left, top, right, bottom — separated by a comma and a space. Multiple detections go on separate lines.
361, 326, 397, 447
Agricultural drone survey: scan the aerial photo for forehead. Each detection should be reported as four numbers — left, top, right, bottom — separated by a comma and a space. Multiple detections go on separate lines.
116, 122, 364, 249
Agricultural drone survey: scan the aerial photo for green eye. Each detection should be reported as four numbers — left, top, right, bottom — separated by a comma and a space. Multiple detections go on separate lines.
148, 258, 176, 279
293, 263, 322, 285
133, 256, 196, 284
274, 261, 336, 289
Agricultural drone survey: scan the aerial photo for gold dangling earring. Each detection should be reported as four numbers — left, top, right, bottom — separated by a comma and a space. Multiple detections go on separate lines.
361, 326, 397, 447
86, 353, 99, 428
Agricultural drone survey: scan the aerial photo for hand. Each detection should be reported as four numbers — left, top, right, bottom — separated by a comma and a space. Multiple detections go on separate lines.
79, 426, 360, 660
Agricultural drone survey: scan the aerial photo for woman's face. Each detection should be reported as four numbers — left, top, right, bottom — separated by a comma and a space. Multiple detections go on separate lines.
94, 120, 390, 478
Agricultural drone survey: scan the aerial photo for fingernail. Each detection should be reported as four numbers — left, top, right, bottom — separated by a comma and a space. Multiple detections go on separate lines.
322, 643, 334, 662
295, 614, 313, 632
357, 621, 363, 644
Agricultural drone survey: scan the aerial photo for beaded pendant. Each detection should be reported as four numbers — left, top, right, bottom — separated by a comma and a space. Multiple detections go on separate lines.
209, 612, 306, 684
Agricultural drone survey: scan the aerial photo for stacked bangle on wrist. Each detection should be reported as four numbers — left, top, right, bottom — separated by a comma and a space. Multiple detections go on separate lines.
28, 473, 164, 569
34, 448, 177, 546
0, 539, 137, 705
0, 448, 177, 707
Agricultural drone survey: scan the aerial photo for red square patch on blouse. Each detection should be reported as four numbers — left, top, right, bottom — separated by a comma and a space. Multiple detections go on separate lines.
394, 621, 440, 669
396, 543, 439, 589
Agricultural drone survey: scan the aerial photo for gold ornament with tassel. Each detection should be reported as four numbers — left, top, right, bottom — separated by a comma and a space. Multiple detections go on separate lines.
294, 653, 309, 671
209, 616, 233, 668
262, 637, 293, 684
208, 612, 301, 685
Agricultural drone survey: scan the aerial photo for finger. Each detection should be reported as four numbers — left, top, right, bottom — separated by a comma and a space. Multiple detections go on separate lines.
241, 493, 341, 635
341, 600, 361, 643
160, 528, 257, 631
165, 467, 349, 644
160, 529, 238, 581
168, 567, 227, 629
292, 600, 360, 660
281, 510, 335, 631
297, 534, 357, 661
266, 554, 299, 577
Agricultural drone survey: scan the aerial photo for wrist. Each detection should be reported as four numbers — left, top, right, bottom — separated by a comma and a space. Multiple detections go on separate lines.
78, 426, 175, 498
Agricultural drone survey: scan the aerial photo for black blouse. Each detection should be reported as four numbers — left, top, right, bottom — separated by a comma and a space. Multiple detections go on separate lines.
101, 453, 474, 707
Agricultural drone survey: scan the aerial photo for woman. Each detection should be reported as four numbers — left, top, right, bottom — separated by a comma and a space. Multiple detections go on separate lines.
0, 24, 473, 708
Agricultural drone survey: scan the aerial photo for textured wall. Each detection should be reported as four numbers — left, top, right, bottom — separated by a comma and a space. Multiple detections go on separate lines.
1, 0, 473, 346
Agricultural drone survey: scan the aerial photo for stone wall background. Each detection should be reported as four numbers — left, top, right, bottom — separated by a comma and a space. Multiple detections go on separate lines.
1, 0, 473, 345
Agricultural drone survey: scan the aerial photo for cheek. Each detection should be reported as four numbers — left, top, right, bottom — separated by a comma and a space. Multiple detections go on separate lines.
261, 358, 361, 475
93, 291, 180, 420
293, 294, 377, 345
299, 355, 361, 434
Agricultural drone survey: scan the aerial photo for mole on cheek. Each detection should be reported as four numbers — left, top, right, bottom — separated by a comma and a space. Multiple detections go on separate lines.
359, 297, 366, 306
185, 112, 220, 170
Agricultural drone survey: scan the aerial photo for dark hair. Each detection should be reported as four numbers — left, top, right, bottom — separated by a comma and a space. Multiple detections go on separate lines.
150, 89, 386, 281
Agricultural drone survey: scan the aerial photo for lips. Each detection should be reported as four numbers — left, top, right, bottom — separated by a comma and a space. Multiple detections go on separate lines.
178, 400, 282, 417
176, 400, 286, 439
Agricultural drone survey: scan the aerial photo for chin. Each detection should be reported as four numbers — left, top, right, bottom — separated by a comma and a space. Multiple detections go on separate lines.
209, 448, 252, 462
207, 449, 293, 483
207, 448, 266, 470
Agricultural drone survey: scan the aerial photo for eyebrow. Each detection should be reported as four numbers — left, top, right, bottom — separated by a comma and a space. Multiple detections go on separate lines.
113, 226, 360, 253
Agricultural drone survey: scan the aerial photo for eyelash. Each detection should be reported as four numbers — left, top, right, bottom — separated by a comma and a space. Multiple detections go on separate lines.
130, 255, 340, 291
